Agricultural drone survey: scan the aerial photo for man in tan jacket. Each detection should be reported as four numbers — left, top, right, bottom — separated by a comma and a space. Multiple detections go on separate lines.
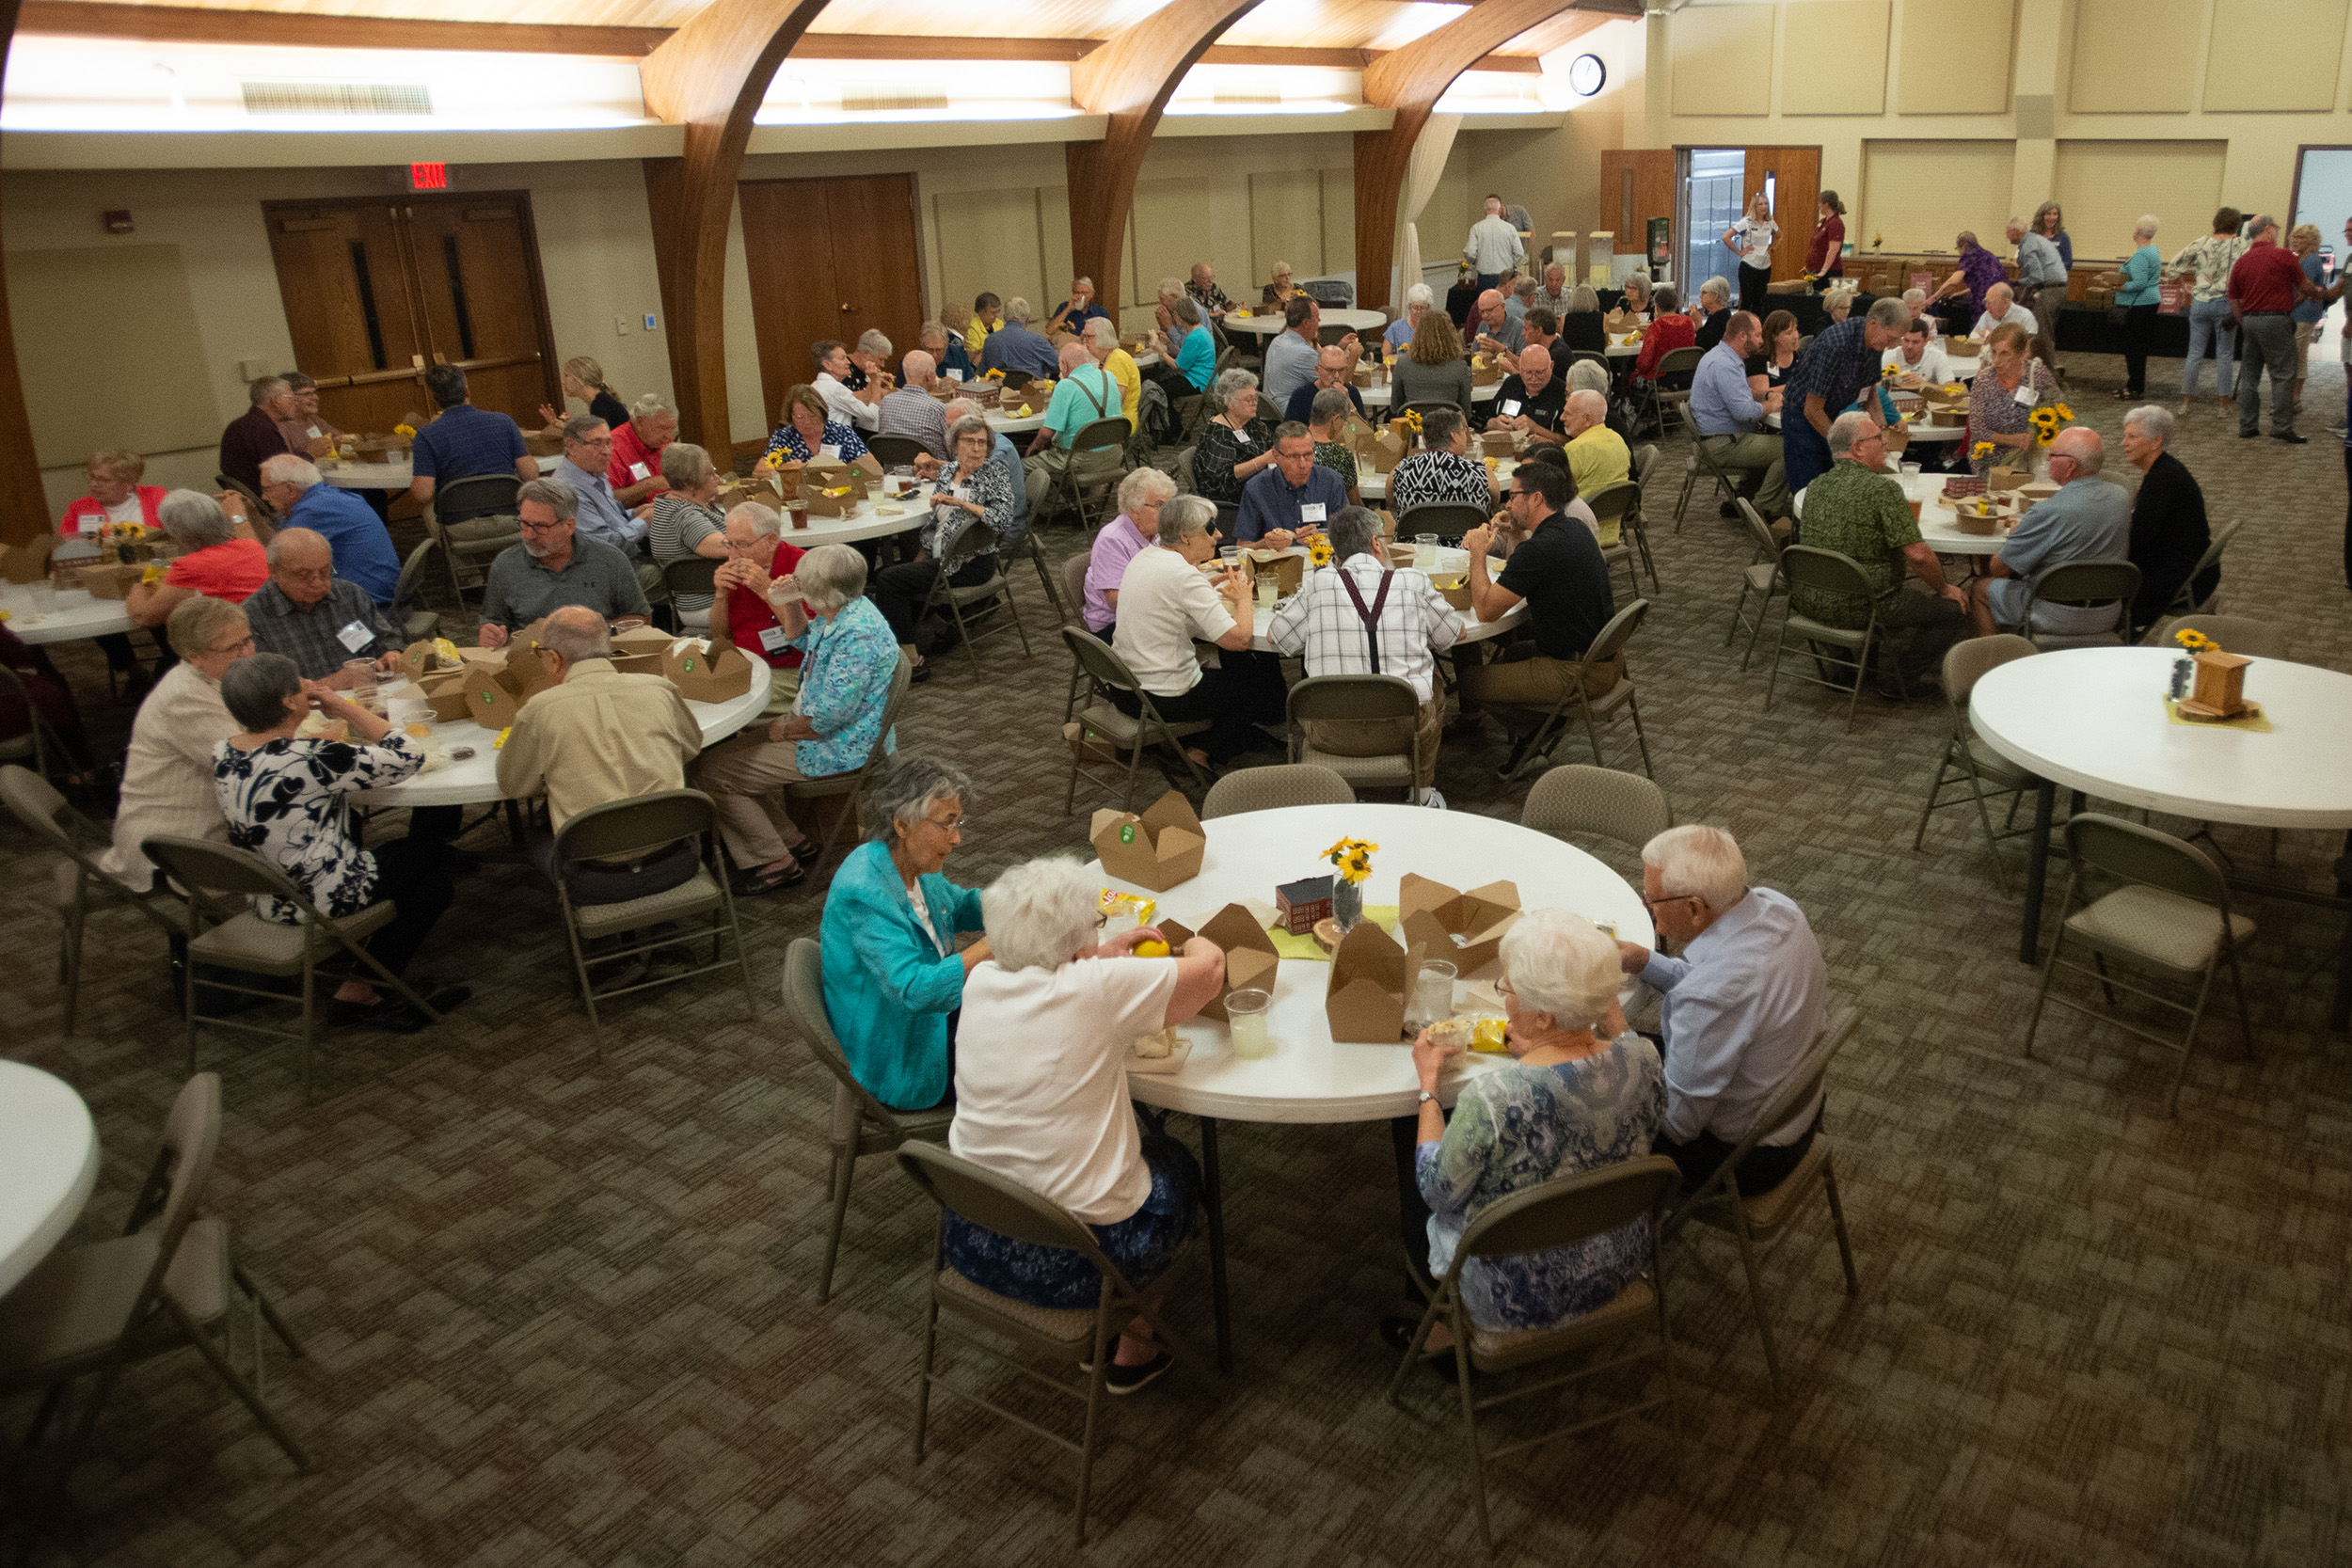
496, 606, 704, 905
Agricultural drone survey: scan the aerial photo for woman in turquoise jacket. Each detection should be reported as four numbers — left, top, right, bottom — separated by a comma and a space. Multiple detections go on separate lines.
2117, 215, 2165, 402
819, 754, 990, 1110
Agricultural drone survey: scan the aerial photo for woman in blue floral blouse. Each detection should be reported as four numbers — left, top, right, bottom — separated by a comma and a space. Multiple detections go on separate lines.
765, 384, 880, 473
1390, 908, 1664, 1356
211, 653, 469, 1032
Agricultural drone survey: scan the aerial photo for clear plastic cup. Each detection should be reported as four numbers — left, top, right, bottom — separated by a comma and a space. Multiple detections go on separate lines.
1227, 989, 1274, 1059
1220, 546, 1241, 568
1414, 533, 1438, 570
26, 581, 56, 614
1408, 959, 1458, 1034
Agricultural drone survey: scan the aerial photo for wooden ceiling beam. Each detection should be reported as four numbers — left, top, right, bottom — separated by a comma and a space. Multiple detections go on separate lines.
638, 0, 832, 456
1064, 0, 1267, 312
1355, 2, 1616, 312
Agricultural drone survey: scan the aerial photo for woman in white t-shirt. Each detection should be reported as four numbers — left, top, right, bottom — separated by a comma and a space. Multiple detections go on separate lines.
1721, 193, 1778, 316
944, 856, 1227, 1394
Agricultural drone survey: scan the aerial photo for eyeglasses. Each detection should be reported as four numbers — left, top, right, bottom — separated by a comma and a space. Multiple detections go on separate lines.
205, 634, 256, 657
572, 436, 614, 449
923, 812, 964, 834
1640, 892, 1702, 913
517, 517, 568, 535
278, 566, 333, 584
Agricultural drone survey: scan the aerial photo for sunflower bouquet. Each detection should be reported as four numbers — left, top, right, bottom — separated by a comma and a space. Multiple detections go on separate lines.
2174, 627, 2220, 655
1306, 534, 1334, 567
1971, 440, 1995, 461
1403, 409, 1423, 435
392, 422, 417, 439
2026, 401, 2075, 447
1325, 836, 1376, 884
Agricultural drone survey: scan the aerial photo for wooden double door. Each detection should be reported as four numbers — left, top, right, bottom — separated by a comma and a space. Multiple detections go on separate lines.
739, 174, 924, 439
1737, 147, 1822, 283
262, 192, 560, 435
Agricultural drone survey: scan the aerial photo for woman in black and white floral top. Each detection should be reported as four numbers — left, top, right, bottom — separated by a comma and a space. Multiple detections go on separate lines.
213, 653, 468, 1032
1387, 404, 1500, 517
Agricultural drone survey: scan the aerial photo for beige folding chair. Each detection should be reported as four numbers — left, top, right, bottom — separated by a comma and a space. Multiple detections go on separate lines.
2016, 559, 2140, 650
1386, 1155, 1682, 1552
426, 472, 524, 603
1201, 762, 1354, 820
1675, 429, 1743, 531
866, 434, 930, 470
391, 537, 442, 644
1912, 635, 2040, 892
1518, 764, 1670, 855
1286, 673, 1420, 799
1045, 416, 1132, 531
140, 834, 446, 1100
784, 653, 914, 869
0, 662, 72, 783
0, 1073, 309, 1545
897, 1140, 1207, 1545
1498, 599, 1655, 783
552, 788, 755, 1053
1056, 546, 1090, 628
2022, 813, 2255, 1117
2142, 612, 2287, 662
1662, 1006, 1861, 1403
2163, 518, 2238, 618
1586, 480, 1647, 601
1, 765, 183, 1037
919, 522, 1032, 676
1394, 501, 1489, 543
1764, 545, 1897, 729
1061, 627, 1210, 813
1724, 499, 1788, 670
782, 938, 951, 1302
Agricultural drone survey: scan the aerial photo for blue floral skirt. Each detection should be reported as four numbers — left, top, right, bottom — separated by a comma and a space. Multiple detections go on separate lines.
941, 1131, 1200, 1309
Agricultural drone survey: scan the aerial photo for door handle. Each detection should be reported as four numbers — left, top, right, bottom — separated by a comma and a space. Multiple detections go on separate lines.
841, 303, 852, 312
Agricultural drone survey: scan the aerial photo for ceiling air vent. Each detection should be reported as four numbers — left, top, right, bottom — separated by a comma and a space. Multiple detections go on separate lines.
1212, 91, 1282, 105
241, 82, 434, 116
841, 87, 949, 112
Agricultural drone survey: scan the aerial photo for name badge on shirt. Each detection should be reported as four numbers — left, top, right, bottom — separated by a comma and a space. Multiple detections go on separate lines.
1501, 399, 1522, 417
946, 369, 964, 382
2013, 385, 2037, 409
305, 424, 323, 438
757, 624, 791, 655
335, 620, 375, 653
1300, 503, 1327, 524
629, 461, 651, 481
819, 444, 841, 460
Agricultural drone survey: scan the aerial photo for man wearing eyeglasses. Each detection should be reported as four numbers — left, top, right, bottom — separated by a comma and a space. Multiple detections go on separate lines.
477, 479, 651, 648
244, 528, 403, 683
1795, 410, 1965, 692
1614, 825, 1828, 1196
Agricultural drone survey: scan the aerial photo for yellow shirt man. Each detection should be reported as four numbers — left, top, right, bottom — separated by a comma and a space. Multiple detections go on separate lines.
1565, 423, 1630, 516
964, 313, 1002, 358
1105, 347, 1142, 432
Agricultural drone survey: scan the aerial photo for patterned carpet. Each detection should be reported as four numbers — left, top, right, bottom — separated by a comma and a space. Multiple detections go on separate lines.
4, 348, 2349, 1568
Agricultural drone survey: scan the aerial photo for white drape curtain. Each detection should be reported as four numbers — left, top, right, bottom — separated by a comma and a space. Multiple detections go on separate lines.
1393, 112, 1463, 301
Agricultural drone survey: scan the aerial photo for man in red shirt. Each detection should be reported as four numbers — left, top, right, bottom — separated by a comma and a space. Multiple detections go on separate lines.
2229, 214, 2326, 442
606, 395, 677, 506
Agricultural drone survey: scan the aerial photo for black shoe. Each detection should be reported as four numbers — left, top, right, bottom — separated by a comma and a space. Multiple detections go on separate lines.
1719, 500, 1741, 519
2240, 429, 2262, 439
1104, 1352, 1172, 1395
732, 860, 805, 897
911, 660, 933, 685
2275, 433, 2310, 445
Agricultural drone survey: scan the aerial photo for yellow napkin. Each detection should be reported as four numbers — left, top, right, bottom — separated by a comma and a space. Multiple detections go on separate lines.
1264, 906, 1399, 962
2163, 698, 2272, 733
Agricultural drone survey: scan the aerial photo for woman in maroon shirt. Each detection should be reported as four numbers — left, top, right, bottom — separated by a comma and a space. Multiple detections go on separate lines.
1806, 192, 1848, 289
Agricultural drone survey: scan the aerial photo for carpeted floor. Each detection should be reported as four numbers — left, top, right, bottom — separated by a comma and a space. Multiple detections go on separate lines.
4, 348, 2349, 1568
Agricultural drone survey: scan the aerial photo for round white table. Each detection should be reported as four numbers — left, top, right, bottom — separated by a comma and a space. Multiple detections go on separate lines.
0, 584, 135, 646
1092, 801, 1652, 1361
1793, 470, 2015, 558
0, 1062, 99, 1297
1357, 381, 1501, 412
1969, 646, 2352, 1027
355, 656, 772, 808
322, 459, 413, 491
1221, 307, 1389, 339
768, 492, 936, 549
983, 406, 1045, 436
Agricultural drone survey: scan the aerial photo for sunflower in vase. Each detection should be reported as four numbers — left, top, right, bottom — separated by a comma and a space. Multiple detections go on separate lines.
1324, 836, 1377, 931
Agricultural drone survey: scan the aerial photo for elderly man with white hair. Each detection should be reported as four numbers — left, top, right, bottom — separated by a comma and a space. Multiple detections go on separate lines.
942, 853, 1228, 1393
908, 320, 973, 383
1022, 340, 1124, 515
257, 452, 402, 605
977, 297, 1060, 379
1968, 281, 2037, 343
2009, 213, 2069, 372
1462, 194, 1525, 289
1968, 425, 2132, 639
878, 350, 953, 458
1613, 825, 1826, 1195
606, 393, 677, 508
812, 340, 884, 433
243, 528, 401, 682
1790, 412, 1966, 686
1534, 261, 1570, 321
1045, 276, 1111, 336
1560, 388, 1629, 499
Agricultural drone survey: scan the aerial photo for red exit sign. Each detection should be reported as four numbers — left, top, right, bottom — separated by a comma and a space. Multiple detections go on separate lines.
408, 162, 449, 191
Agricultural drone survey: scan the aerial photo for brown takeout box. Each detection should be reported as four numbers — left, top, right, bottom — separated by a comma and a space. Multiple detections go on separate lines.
401, 638, 457, 679
663, 637, 755, 704
1987, 465, 2031, 492
0, 533, 56, 584
460, 667, 523, 732
1941, 337, 1980, 358
1368, 429, 1406, 474
415, 671, 473, 723
1603, 307, 1638, 333
1090, 790, 1206, 893
1154, 903, 1279, 1022
1480, 430, 1516, 458
79, 562, 144, 600
1325, 920, 1426, 1043
609, 625, 675, 674
1397, 874, 1521, 979
1248, 551, 1304, 597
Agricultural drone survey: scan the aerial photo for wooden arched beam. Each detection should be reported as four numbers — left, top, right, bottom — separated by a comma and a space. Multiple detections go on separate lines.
1352, 2, 1613, 314
0, 0, 54, 547
640, 0, 832, 457
1064, 0, 1264, 316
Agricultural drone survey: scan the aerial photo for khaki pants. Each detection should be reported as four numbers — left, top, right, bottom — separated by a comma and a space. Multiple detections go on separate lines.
1303, 697, 1446, 790
1701, 433, 1789, 520
695, 730, 814, 866
1455, 650, 1625, 734
2026, 282, 2066, 371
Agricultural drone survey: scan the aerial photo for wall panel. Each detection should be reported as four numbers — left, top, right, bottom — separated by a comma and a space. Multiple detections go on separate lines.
1250, 167, 1326, 282
932, 186, 1047, 327
1781, 1, 1889, 116
1862, 138, 2014, 248
8, 245, 215, 467
1131, 178, 1215, 309
1895, 0, 2011, 114
2069, 0, 2201, 112
2204, 0, 2346, 111
2052, 140, 2225, 262
1320, 166, 1356, 277
1672, 3, 1774, 117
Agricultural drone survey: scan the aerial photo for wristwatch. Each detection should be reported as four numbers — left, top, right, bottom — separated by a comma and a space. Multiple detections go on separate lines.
1418, 1090, 1438, 1106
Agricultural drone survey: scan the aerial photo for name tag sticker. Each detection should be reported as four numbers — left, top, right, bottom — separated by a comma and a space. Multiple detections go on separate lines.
1300, 503, 1327, 523
946, 369, 964, 382
819, 444, 841, 460
629, 461, 651, 481
2014, 385, 2038, 409
757, 625, 791, 654
1501, 400, 1522, 417
336, 620, 375, 653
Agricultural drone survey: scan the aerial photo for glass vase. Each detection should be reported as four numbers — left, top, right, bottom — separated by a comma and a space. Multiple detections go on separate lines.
1331, 879, 1363, 933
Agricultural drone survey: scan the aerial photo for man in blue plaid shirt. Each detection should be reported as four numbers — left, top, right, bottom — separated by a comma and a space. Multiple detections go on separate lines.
1782, 295, 1909, 502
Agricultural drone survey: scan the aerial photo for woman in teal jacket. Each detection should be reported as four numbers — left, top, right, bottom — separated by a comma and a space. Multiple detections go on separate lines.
2117, 215, 2164, 401
819, 754, 990, 1110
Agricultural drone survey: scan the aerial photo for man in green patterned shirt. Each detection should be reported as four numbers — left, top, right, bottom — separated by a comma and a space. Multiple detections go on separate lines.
1794, 411, 1968, 684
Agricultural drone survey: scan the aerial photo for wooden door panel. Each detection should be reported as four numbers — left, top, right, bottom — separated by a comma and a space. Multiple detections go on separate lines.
401, 198, 549, 425
1744, 147, 1820, 282
823, 174, 923, 375
739, 178, 844, 436
1597, 149, 1676, 255
265, 202, 426, 433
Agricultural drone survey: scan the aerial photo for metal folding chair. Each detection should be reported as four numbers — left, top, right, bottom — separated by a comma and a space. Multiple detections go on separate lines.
2016, 559, 2140, 649
1912, 635, 2041, 891
919, 522, 1032, 676
1724, 499, 1788, 669
1060, 626, 1209, 813
1285, 673, 1420, 799
784, 653, 915, 870
391, 537, 442, 644
1, 764, 183, 1036
1499, 599, 1655, 783
1764, 546, 1896, 729
427, 472, 524, 603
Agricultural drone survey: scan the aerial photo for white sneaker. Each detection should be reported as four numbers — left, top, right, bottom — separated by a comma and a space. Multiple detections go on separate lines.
1418, 787, 1447, 809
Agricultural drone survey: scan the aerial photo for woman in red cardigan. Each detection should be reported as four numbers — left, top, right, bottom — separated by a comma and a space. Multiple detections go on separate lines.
56, 449, 164, 689
1806, 192, 1848, 289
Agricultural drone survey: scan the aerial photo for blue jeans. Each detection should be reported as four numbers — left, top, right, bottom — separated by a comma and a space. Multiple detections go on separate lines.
1781, 411, 1833, 507
2184, 297, 2236, 397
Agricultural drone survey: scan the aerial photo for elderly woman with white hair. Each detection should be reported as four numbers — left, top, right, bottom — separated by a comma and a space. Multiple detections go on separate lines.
647, 440, 729, 622
1148, 294, 1216, 398
2120, 404, 2216, 632
1084, 467, 1176, 637
1387, 910, 1664, 1351
818, 755, 988, 1111
699, 541, 898, 895
2118, 215, 2165, 402
1693, 275, 1734, 352
1385, 282, 1436, 356
125, 489, 270, 629
871, 414, 1011, 676
940, 854, 1227, 1392
1194, 368, 1279, 507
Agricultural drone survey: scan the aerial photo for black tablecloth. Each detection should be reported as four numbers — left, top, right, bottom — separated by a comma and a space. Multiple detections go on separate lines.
2054, 306, 2201, 359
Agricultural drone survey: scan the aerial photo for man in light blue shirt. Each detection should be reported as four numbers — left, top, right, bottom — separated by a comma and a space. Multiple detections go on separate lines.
1970, 426, 2132, 641
1263, 295, 1341, 413
260, 453, 403, 606
1616, 824, 1828, 1194
977, 299, 1061, 379
547, 415, 646, 558
1690, 310, 1789, 521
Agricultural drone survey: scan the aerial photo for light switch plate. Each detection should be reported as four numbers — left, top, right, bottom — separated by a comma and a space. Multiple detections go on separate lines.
643, 313, 658, 331
614, 314, 631, 336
